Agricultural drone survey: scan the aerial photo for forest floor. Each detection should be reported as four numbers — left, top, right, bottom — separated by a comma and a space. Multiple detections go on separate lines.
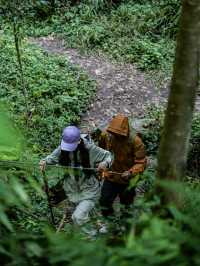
29, 36, 200, 128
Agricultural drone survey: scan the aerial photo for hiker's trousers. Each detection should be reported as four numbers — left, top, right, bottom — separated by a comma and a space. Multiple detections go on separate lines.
72, 199, 95, 225
99, 179, 151, 217
99, 180, 135, 217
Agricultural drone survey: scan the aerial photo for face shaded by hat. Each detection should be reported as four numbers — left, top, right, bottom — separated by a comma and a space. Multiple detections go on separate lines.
61, 126, 80, 152
107, 114, 129, 137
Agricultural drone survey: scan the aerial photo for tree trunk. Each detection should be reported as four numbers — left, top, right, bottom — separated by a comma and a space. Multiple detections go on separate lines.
157, 0, 200, 203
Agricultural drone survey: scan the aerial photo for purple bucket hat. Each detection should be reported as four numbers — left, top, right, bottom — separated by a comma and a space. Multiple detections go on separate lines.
61, 126, 80, 151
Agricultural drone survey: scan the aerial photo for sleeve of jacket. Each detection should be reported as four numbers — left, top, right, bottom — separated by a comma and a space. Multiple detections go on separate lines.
88, 142, 113, 168
129, 135, 146, 175
42, 146, 61, 165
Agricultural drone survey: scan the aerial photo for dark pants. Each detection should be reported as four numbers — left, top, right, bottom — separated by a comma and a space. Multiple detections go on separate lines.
99, 180, 136, 217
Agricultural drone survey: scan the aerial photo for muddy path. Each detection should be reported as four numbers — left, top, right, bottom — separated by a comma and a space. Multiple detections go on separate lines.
30, 36, 200, 129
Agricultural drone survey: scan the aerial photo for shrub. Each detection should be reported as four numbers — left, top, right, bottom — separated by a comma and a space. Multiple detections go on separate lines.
0, 33, 96, 154
136, 107, 200, 177
24, 0, 179, 72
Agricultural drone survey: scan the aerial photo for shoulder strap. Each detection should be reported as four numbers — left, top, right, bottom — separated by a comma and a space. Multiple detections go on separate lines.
78, 139, 91, 178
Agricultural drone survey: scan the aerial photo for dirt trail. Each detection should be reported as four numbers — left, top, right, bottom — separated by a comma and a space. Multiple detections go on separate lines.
30, 36, 200, 128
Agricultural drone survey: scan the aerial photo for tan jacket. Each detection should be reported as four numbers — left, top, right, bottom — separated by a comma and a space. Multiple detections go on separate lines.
98, 114, 146, 184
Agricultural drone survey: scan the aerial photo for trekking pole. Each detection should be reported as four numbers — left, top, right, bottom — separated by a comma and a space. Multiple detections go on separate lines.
41, 170, 56, 226
56, 207, 67, 233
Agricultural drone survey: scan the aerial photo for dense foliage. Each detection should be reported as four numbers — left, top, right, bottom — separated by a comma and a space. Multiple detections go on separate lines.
1, 151, 200, 266
25, 0, 180, 73
0, 33, 95, 154
138, 107, 200, 177
1, 1, 200, 266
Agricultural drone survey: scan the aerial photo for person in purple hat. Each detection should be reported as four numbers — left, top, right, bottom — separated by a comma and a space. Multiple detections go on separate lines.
39, 125, 112, 234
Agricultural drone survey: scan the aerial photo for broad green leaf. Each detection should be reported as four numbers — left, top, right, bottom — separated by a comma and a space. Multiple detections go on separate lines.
0, 208, 13, 231
0, 104, 23, 161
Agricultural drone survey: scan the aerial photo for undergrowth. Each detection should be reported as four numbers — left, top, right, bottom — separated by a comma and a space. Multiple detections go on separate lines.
135, 106, 200, 177
25, 0, 180, 75
1, 2, 200, 265
0, 32, 96, 154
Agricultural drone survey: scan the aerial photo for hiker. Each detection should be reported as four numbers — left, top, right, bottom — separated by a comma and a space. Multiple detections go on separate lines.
39, 125, 112, 232
97, 114, 147, 222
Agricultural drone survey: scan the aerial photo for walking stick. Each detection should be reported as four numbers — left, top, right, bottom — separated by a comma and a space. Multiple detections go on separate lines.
56, 207, 67, 233
41, 170, 56, 226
